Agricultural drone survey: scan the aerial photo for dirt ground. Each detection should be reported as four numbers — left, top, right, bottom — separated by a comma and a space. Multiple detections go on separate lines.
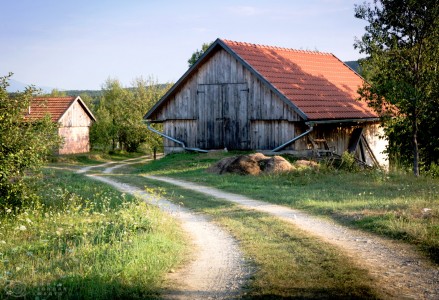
75, 156, 439, 299
80, 161, 251, 299
145, 175, 439, 300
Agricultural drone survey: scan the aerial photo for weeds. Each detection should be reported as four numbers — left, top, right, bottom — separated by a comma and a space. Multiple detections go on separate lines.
0, 169, 187, 299
133, 152, 439, 264
113, 175, 383, 299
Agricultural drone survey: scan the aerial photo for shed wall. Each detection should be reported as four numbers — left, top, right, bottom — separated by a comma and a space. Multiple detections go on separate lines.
58, 127, 91, 154
58, 100, 94, 154
309, 122, 388, 166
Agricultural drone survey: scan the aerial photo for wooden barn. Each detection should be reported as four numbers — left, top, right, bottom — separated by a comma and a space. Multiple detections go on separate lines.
145, 39, 388, 167
27, 96, 96, 154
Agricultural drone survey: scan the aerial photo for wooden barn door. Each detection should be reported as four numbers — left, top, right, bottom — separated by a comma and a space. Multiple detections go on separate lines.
223, 83, 249, 149
197, 84, 223, 149
197, 83, 249, 149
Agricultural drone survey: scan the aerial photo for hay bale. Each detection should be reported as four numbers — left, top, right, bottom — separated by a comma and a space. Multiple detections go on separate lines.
207, 156, 236, 174
263, 156, 294, 173
225, 155, 261, 175
208, 153, 294, 175
248, 153, 269, 162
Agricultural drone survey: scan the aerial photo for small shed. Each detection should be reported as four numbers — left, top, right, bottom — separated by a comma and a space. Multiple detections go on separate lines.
145, 39, 387, 167
27, 96, 96, 154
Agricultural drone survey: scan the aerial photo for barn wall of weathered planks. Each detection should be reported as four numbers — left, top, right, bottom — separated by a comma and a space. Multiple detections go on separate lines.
309, 122, 387, 164
150, 47, 387, 167
153, 49, 303, 153
58, 100, 93, 154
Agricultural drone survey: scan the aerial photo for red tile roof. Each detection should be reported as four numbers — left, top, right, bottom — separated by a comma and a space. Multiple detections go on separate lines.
222, 39, 378, 120
25, 96, 77, 122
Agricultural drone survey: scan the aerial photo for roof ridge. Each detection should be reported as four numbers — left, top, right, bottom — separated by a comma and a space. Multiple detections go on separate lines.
221, 39, 332, 56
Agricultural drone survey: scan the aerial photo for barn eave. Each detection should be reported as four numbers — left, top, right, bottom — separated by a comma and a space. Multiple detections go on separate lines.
57, 96, 96, 123
144, 38, 309, 121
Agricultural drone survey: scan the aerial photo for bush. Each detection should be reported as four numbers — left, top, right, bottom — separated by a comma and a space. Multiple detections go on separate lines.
339, 151, 360, 172
0, 73, 61, 208
426, 162, 439, 178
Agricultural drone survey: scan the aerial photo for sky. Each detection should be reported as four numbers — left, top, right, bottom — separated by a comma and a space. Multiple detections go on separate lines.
0, 0, 369, 90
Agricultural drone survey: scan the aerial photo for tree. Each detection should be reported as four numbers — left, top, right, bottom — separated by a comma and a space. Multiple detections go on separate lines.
187, 42, 213, 67
90, 77, 170, 153
47, 88, 67, 97
0, 73, 61, 207
79, 93, 95, 112
354, 0, 439, 176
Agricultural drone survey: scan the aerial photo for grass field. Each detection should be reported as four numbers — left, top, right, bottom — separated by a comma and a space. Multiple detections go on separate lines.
4, 151, 436, 299
132, 152, 439, 264
113, 174, 384, 299
0, 168, 188, 299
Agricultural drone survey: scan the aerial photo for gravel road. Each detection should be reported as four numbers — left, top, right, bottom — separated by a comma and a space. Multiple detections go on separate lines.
86, 173, 250, 299
145, 175, 439, 300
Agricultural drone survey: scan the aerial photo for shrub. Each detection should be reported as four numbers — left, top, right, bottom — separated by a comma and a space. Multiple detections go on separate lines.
0, 73, 61, 208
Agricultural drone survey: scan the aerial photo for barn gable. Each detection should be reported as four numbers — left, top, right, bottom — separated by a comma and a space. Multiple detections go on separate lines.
27, 96, 96, 154
145, 38, 387, 166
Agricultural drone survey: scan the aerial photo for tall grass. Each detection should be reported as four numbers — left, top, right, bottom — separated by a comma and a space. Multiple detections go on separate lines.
0, 169, 188, 299
133, 152, 439, 264
113, 174, 383, 299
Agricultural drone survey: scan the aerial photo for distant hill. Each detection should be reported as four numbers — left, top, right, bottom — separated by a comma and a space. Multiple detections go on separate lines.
64, 90, 103, 98
6, 78, 54, 93
344, 61, 361, 74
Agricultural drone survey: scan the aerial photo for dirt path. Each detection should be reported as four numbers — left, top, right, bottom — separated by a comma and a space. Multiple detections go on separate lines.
145, 175, 439, 300
102, 154, 164, 174
76, 155, 155, 174
77, 162, 250, 299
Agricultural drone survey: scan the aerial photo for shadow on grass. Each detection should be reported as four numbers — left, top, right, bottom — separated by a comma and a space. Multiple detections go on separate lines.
244, 288, 381, 299
7, 275, 162, 300
111, 174, 382, 299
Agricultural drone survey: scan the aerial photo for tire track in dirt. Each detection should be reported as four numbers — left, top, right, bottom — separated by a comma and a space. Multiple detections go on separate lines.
76, 160, 250, 299
76, 155, 153, 174
145, 175, 439, 300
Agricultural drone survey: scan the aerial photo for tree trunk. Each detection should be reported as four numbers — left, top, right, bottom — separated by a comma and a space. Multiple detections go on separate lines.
412, 116, 420, 177
153, 147, 157, 160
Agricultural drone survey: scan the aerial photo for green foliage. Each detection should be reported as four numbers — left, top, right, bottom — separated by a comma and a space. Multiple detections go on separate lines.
0, 73, 61, 208
339, 151, 360, 172
354, 0, 439, 176
131, 152, 439, 262
46, 88, 67, 97
187, 42, 213, 67
127, 178, 380, 298
0, 169, 188, 299
426, 162, 439, 179
78, 93, 95, 111
90, 77, 169, 153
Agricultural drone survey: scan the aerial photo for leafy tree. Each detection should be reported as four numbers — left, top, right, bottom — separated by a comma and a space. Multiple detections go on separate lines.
0, 73, 61, 207
354, 0, 439, 176
90, 77, 169, 153
89, 103, 113, 152
91, 78, 129, 151
47, 88, 67, 97
79, 93, 95, 112
187, 42, 213, 67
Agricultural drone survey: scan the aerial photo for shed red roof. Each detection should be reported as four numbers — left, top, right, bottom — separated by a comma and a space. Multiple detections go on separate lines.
222, 39, 377, 120
25, 97, 76, 122
25, 96, 96, 123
